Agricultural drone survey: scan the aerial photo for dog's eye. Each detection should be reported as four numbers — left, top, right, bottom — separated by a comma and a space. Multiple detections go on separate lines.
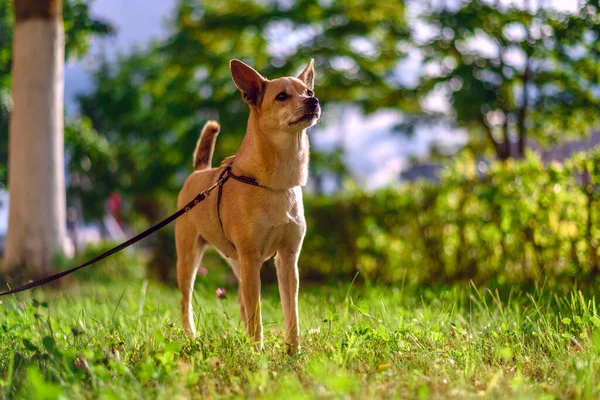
306, 89, 314, 97
275, 92, 288, 101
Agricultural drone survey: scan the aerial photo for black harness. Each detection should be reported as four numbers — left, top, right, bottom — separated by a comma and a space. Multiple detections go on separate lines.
216, 165, 266, 249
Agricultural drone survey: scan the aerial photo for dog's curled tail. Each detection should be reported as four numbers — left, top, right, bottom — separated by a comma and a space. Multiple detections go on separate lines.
193, 120, 220, 171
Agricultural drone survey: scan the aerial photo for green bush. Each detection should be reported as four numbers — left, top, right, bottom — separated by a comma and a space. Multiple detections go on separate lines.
301, 148, 600, 286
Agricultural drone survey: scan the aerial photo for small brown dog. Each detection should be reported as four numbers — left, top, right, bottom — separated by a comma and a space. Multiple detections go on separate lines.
175, 59, 320, 352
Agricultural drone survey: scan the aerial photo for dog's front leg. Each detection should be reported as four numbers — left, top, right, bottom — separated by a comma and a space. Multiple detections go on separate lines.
275, 251, 300, 354
239, 256, 263, 348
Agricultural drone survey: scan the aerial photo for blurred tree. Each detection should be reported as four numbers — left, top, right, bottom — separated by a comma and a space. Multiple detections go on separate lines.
418, 0, 600, 160
76, 0, 410, 219
0, 0, 113, 184
1, 0, 111, 280
5, 0, 67, 280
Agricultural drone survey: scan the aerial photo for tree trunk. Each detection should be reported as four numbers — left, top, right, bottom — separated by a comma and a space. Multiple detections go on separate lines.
517, 60, 529, 158
583, 167, 598, 273
485, 125, 508, 161
518, 0, 532, 159
500, 115, 511, 160
3, 0, 66, 280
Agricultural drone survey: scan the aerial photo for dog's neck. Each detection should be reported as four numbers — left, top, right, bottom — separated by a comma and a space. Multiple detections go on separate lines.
234, 111, 309, 190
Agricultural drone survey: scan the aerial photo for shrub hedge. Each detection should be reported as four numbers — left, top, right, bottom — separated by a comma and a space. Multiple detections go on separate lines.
301, 148, 600, 286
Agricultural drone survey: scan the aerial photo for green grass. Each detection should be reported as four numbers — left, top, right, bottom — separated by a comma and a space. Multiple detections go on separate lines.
1, 272, 600, 399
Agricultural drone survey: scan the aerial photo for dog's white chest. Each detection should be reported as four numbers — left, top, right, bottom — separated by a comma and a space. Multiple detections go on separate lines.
265, 186, 304, 226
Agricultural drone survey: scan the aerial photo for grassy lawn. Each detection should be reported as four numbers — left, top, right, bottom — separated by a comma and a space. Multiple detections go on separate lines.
1, 269, 600, 399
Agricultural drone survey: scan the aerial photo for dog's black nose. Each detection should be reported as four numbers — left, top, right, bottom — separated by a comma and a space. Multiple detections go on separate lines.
305, 97, 319, 108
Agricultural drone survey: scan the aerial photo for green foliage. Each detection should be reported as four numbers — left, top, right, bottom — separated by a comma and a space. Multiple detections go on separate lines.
2, 280, 600, 398
62, 0, 114, 59
302, 147, 600, 285
168, 0, 409, 113
0, 0, 113, 185
75, 0, 409, 222
418, 0, 600, 158
0, 0, 13, 184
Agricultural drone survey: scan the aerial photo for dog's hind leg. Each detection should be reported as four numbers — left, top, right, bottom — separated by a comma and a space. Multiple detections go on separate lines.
176, 225, 206, 339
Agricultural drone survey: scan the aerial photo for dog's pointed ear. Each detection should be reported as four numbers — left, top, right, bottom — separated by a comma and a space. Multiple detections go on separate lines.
297, 59, 315, 90
230, 60, 266, 106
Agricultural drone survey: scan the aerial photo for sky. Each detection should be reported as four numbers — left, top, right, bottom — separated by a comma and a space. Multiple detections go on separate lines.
63, 0, 472, 189
64, 0, 173, 111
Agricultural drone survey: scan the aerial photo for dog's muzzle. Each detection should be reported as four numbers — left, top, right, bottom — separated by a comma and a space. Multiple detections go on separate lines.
303, 96, 321, 118
290, 97, 321, 125
305, 96, 320, 111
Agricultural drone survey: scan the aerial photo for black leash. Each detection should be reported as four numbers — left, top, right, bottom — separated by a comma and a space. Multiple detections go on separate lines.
0, 167, 247, 297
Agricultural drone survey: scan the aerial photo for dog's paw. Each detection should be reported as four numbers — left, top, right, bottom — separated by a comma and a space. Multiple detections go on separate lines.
183, 325, 197, 340
286, 341, 301, 356
250, 341, 264, 354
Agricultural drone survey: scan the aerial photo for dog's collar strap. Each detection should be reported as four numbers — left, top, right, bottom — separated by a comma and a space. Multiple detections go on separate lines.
221, 165, 265, 188
216, 165, 266, 250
